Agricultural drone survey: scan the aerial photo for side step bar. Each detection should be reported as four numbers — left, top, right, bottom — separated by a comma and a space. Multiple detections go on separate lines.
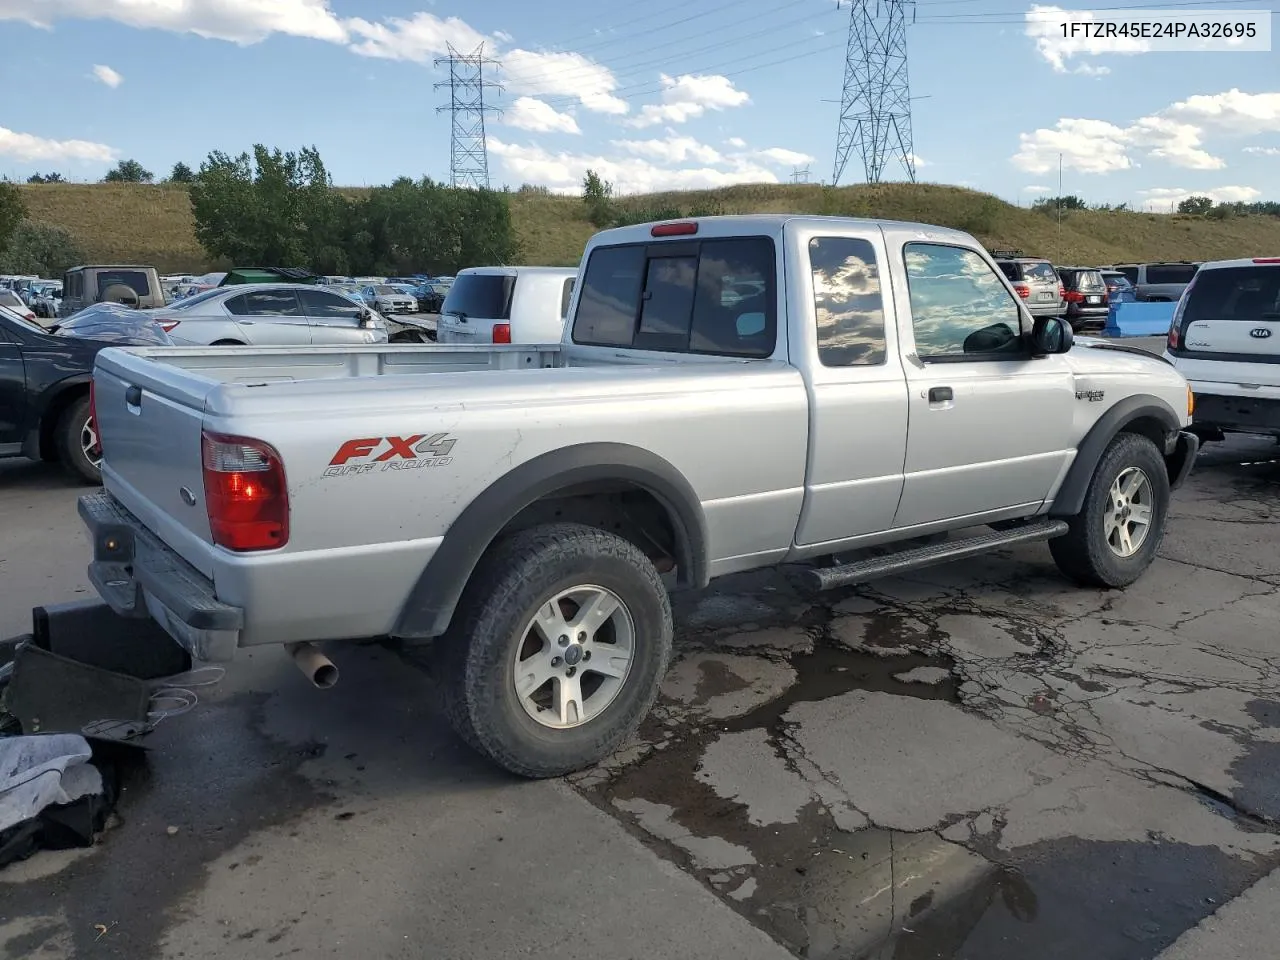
804, 520, 1070, 591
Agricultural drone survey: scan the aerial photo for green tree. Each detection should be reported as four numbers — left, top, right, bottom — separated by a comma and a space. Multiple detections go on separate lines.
103, 159, 154, 183
582, 169, 615, 227
1177, 195, 1214, 216
167, 161, 195, 183
0, 181, 26, 254
26, 172, 66, 184
0, 221, 86, 277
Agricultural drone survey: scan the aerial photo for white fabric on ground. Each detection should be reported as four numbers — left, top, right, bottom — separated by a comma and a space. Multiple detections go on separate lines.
0, 734, 101, 832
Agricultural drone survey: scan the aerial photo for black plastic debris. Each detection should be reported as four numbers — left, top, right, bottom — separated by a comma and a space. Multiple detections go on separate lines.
33, 599, 191, 680
6, 644, 150, 737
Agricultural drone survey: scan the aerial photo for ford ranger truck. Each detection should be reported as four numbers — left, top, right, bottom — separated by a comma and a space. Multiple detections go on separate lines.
76, 216, 1200, 778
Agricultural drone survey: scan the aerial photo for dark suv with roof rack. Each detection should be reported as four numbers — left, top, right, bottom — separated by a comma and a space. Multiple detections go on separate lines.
1054, 266, 1110, 331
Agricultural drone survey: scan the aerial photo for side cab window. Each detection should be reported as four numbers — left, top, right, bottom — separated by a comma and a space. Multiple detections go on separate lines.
903, 243, 1025, 360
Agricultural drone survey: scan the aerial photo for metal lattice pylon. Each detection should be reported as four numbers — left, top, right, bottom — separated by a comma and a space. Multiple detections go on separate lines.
434, 43, 502, 190
832, 0, 917, 186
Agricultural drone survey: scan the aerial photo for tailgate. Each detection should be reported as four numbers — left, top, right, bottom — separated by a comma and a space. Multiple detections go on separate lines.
93, 349, 216, 576
1183, 318, 1280, 362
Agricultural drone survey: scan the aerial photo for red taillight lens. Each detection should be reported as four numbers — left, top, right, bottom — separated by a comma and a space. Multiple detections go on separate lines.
1168, 325, 1180, 350
1253, 258, 1280, 264
651, 221, 698, 237
157, 319, 181, 332
1013, 283, 1031, 299
1058, 285, 1066, 298
201, 431, 289, 551
492, 322, 512, 344
1063, 290, 1085, 303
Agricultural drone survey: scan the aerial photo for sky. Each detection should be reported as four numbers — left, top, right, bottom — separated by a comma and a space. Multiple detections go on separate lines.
0, 0, 1276, 211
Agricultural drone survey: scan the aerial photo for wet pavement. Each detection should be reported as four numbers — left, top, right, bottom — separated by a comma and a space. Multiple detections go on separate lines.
2, 435, 1280, 959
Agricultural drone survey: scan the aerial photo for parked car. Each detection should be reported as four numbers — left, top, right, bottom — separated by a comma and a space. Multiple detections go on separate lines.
412, 280, 452, 313
1054, 266, 1110, 331
0, 302, 173, 483
141, 284, 389, 346
61, 264, 166, 316
1109, 262, 1200, 302
0, 289, 38, 324
437, 266, 577, 344
1166, 257, 1280, 440
31, 282, 63, 319
993, 257, 1064, 318
78, 214, 1196, 780
361, 284, 419, 315
1100, 270, 1137, 304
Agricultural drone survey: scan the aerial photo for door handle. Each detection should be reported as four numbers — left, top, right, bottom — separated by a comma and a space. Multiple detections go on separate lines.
928, 386, 953, 403
125, 385, 142, 406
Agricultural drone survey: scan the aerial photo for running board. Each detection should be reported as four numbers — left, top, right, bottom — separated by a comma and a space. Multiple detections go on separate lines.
804, 520, 1070, 591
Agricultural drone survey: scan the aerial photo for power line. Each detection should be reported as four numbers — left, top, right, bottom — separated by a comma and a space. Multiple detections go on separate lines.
435, 44, 502, 190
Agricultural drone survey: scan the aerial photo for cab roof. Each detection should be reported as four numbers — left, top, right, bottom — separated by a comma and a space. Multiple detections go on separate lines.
587, 214, 978, 248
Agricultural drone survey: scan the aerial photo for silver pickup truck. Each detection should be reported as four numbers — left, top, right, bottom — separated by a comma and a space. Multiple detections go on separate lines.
77, 215, 1199, 778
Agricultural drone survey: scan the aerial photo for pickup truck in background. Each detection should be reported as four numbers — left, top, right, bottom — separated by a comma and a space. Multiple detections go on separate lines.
77, 215, 1199, 778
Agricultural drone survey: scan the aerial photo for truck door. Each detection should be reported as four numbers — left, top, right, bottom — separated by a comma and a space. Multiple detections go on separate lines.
890, 241, 1075, 529
793, 230, 910, 545
0, 321, 25, 450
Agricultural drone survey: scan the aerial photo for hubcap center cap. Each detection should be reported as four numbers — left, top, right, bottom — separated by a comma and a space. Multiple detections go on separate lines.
563, 644, 583, 666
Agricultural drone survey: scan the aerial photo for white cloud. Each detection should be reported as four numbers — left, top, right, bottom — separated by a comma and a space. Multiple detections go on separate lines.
754, 147, 815, 167
1166, 89, 1280, 134
1125, 115, 1223, 170
91, 63, 122, 88
1244, 145, 1280, 157
1138, 185, 1262, 208
493, 30, 513, 43
907, 152, 928, 168
1013, 118, 1134, 174
1022, 184, 1052, 192
726, 137, 747, 148
1, 0, 348, 44
344, 12, 485, 62
613, 135, 723, 164
489, 137, 779, 195
0, 126, 118, 163
502, 49, 628, 115
1024, 5, 1151, 73
504, 97, 580, 135
627, 73, 750, 128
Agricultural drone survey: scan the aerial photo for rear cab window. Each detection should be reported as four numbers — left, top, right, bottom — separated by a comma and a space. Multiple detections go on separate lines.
96, 270, 152, 298
560, 278, 575, 318
571, 236, 776, 357
443, 274, 515, 320
1146, 263, 1198, 284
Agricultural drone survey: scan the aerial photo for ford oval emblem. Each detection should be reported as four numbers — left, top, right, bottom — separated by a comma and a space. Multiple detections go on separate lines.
179, 486, 197, 506
1250, 328, 1273, 339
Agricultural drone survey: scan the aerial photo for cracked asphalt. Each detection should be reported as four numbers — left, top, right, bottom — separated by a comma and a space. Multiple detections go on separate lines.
2, 432, 1280, 960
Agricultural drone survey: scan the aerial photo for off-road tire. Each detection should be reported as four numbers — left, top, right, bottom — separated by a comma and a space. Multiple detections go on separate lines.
56, 395, 101, 484
1051, 432, 1169, 588
433, 522, 673, 778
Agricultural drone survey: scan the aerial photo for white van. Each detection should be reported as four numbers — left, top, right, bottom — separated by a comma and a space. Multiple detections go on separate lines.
1166, 257, 1280, 439
436, 266, 577, 344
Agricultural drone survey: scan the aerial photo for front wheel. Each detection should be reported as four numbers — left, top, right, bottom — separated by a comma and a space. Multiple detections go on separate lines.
434, 522, 673, 778
57, 395, 102, 484
1050, 432, 1169, 587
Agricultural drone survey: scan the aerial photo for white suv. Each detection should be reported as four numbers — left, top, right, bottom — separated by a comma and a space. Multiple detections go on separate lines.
1165, 257, 1280, 439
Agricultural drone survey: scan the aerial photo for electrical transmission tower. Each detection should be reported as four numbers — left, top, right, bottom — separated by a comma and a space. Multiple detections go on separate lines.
434, 43, 502, 189
790, 165, 812, 184
832, 0, 918, 186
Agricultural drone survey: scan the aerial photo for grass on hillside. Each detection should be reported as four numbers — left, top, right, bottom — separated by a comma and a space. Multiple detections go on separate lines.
17, 181, 1280, 274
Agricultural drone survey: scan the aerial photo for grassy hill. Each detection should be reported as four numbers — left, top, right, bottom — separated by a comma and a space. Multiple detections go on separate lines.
17, 181, 1280, 274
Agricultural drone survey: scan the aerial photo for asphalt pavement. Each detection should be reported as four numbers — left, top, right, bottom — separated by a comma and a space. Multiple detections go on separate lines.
2, 433, 1279, 960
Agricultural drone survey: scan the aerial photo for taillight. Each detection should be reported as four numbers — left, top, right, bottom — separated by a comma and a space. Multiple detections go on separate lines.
1253, 258, 1280, 264
201, 431, 289, 551
1013, 282, 1031, 299
1058, 284, 1066, 298
651, 221, 698, 237
1063, 290, 1085, 303
1168, 325, 1179, 350
156, 319, 181, 332
492, 323, 512, 344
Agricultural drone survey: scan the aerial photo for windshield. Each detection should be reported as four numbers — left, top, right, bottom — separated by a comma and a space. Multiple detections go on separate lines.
169, 288, 226, 310
0, 291, 25, 309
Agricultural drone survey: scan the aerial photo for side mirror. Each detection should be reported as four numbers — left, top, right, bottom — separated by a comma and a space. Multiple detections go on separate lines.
1030, 315, 1074, 355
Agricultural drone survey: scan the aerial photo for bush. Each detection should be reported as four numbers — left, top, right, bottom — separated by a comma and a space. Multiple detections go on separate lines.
582, 170, 615, 228
103, 159, 154, 184
0, 181, 25, 253
0, 220, 86, 276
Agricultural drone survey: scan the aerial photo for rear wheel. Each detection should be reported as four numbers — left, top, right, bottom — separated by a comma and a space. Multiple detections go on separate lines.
1050, 432, 1169, 587
56, 395, 102, 484
433, 522, 673, 778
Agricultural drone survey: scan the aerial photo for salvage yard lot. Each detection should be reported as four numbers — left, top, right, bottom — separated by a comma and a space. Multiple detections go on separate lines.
2, 437, 1279, 960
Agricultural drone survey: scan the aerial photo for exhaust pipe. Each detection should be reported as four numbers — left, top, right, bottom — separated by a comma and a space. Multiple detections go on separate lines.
286, 642, 339, 689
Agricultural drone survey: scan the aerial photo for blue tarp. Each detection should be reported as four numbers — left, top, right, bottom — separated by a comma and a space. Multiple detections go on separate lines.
1103, 300, 1176, 337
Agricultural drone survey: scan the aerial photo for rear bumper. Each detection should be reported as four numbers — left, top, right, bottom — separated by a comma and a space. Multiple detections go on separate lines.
78, 491, 243, 662
1026, 301, 1064, 317
1190, 391, 1280, 437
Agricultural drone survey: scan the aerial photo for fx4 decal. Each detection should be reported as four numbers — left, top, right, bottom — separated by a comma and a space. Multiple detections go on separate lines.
1075, 390, 1105, 402
323, 434, 457, 477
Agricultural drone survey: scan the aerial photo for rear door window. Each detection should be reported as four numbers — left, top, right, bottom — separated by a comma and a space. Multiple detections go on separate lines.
809, 236, 886, 366
572, 236, 776, 357
299, 289, 362, 320
442, 274, 514, 320
1118, 266, 1140, 284
226, 290, 303, 316
1146, 263, 1198, 284
996, 262, 1020, 282
95, 270, 151, 297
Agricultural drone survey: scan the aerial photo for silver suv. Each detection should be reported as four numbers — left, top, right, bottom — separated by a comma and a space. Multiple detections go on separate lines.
994, 256, 1064, 318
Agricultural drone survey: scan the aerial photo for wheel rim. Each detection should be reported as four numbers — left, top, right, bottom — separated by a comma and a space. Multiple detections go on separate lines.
512, 585, 636, 730
1104, 466, 1153, 558
81, 416, 102, 468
